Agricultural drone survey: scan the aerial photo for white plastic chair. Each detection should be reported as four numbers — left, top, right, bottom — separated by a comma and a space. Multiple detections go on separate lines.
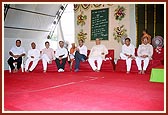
8, 57, 24, 73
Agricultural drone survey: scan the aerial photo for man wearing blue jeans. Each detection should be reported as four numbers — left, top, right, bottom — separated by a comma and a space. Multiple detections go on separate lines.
74, 40, 87, 72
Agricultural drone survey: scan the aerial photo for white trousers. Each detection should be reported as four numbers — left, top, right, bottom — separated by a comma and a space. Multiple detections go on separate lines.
88, 57, 103, 71
41, 54, 51, 71
135, 57, 150, 70
25, 58, 39, 71
120, 53, 133, 72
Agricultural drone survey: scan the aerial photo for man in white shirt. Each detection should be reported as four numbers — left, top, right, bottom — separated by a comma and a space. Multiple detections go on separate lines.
25, 42, 40, 72
88, 38, 108, 72
120, 38, 135, 74
55, 41, 68, 72
7, 40, 26, 73
136, 37, 153, 74
74, 40, 87, 72
41, 41, 55, 73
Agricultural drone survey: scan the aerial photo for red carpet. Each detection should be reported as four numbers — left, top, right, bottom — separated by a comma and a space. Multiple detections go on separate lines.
4, 71, 164, 111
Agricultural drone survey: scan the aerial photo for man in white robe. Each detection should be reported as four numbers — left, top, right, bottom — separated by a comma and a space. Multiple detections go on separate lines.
25, 42, 40, 72
88, 38, 108, 72
136, 37, 153, 74
120, 38, 135, 73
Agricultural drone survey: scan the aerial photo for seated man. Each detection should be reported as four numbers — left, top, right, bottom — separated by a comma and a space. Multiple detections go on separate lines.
7, 40, 26, 73
88, 38, 108, 72
25, 42, 40, 72
136, 37, 153, 74
41, 41, 55, 73
55, 41, 68, 72
74, 40, 87, 72
120, 38, 135, 74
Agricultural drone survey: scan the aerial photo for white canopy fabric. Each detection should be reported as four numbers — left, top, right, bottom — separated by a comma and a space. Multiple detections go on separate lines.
4, 4, 61, 39
4, 4, 66, 70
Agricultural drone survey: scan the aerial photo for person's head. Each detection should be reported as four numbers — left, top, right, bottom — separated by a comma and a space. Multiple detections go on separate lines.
31, 42, 36, 49
71, 43, 76, 48
143, 37, 148, 45
45, 41, 50, 48
95, 38, 101, 45
125, 38, 131, 46
78, 40, 84, 47
59, 41, 64, 48
142, 29, 148, 35
16, 40, 21, 47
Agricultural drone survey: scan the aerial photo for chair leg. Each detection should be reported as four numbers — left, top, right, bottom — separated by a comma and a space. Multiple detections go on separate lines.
8, 66, 11, 73
9, 63, 24, 73
21, 63, 24, 72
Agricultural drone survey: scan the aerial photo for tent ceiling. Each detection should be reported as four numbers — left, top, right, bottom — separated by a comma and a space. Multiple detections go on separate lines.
4, 4, 62, 39
9, 4, 61, 16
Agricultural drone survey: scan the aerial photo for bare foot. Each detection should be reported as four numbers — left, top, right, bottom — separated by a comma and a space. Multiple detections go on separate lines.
138, 70, 142, 74
12, 69, 18, 73
12, 69, 16, 73
126, 71, 130, 74
94, 69, 100, 72
43, 70, 46, 73
141, 70, 145, 74
25, 70, 29, 73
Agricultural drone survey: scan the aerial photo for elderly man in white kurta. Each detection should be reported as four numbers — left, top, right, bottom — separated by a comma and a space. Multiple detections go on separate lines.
88, 38, 108, 72
41, 41, 55, 72
136, 37, 153, 74
25, 42, 40, 72
120, 38, 135, 73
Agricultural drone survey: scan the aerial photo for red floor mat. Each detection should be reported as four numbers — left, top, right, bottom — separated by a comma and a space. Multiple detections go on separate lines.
3, 71, 164, 111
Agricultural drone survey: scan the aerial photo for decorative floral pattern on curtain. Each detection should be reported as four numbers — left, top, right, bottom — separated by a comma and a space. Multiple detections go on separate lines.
74, 4, 105, 12
77, 29, 87, 41
113, 5, 127, 43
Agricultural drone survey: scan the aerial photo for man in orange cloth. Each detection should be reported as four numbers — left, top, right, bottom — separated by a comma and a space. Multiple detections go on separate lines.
141, 29, 151, 44
69, 43, 76, 71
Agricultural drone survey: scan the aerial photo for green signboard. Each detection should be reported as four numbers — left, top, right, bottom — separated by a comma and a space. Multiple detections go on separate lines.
91, 8, 109, 40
